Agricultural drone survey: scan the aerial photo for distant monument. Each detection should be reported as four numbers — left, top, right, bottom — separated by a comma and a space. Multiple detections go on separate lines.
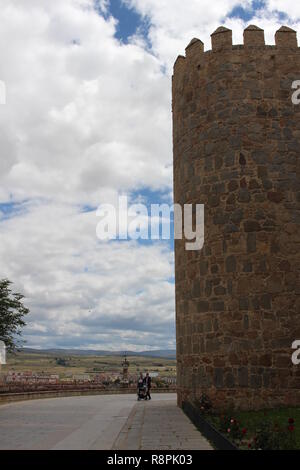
121, 353, 129, 387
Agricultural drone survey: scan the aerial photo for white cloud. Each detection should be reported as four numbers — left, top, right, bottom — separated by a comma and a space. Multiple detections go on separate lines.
0, 200, 175, 350
0, 0, 175, 350
1, 0, 299, 351
267, 1, 300, 20
0, 0, 172, 206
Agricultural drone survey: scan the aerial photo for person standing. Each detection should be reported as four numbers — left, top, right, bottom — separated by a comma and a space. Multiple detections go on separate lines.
144, 372, 151, 400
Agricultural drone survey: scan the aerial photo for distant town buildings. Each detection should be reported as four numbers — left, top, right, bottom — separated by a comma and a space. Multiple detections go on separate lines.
5, 371, 59, 384
73, 374, 90, 383
0, 355, 176, 391
0, 369, 176, 388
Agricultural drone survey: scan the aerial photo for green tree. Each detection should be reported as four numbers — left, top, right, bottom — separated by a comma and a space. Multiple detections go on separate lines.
0, 279, 29, 351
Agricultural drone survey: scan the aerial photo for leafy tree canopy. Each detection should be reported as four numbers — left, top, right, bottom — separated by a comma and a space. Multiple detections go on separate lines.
0, 279, 29, 351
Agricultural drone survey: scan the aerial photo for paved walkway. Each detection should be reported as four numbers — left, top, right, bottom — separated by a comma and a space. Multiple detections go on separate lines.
113, 394, 212, 450
0, 393, 212, 450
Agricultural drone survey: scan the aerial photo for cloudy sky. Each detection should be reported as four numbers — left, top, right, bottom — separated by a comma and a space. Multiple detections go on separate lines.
0, 0, 299, 351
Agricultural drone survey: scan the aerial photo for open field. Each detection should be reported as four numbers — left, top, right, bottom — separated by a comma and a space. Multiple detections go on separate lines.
4, 350, 177, 379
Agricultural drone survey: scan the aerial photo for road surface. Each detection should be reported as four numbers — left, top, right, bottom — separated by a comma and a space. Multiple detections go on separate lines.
0, 393, 212, 450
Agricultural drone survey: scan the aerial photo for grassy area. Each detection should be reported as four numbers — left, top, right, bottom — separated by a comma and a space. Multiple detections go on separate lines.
208, 407, 300, 449
236, 407, 300, 448
4, 351, 176, 379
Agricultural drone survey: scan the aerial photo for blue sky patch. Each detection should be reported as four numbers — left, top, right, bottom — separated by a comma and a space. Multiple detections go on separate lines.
228, 1, 266, 21
0, 201, 28, 221
109, 0, 142, 41
95, 0, 151, 44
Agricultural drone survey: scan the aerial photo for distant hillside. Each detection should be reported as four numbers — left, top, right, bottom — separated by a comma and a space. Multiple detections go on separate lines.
133, 350, 176, 359
21, 348, 176, 359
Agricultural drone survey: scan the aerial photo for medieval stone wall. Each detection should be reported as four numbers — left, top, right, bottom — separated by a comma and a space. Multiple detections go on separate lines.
173, 25, 300, 410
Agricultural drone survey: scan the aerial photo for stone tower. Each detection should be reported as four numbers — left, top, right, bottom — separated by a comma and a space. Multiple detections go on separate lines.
172, 25, 300, 410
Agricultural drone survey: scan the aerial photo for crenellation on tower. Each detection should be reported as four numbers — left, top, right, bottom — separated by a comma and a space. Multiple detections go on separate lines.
275, 26, 298, 48
173, 25, 300, 79
244, 24, 265, 47
172, 55, 186, 93
185, 38, 204, 59
211, 26, 232, 51
173, 54, 186, 72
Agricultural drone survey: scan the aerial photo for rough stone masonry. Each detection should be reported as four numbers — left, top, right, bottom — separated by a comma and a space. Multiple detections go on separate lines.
172, 25, 300, 410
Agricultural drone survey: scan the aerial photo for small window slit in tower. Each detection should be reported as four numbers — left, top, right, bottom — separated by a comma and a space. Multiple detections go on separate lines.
239, 153, 246, 166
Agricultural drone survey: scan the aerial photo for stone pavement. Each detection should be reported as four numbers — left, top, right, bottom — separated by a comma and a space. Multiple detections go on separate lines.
0, 393, 212, 450
113, 394, 212, 450
0, 394, 135, 450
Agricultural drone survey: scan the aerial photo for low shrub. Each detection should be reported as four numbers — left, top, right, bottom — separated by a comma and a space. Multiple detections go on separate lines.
196, 400, 298, 450
195, 394, 213, 413
247, 417, 297, 450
